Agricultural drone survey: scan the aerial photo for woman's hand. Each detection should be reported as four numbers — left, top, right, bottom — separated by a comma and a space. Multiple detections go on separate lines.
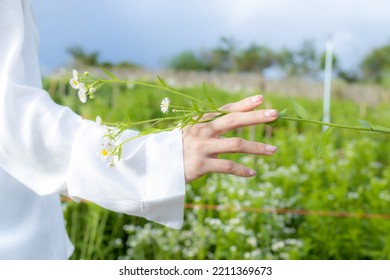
182, 95, 278, 182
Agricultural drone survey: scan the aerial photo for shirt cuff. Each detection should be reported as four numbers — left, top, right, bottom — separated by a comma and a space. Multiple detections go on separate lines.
143, 129, 186, 229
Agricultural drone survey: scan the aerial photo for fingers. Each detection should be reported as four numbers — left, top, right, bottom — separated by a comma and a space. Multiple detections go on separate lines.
182, 95, 279, 182
209, 109, 278, 136
203, 158, 257, 177
219, 95, 264, 112
202, 95, 264, 121
206, 137, 277, 156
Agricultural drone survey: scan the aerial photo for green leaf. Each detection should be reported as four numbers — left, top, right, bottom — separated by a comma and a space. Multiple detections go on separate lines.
202, 82, 208, 93
117, 145, 123, 161
194, 113, 204, 124
266, 108, 287, 127
358, 120, 372, 130
180, 116, 192, 128
101, 68, 118, 80
318, 127, 334, 156
289, 97, 310, 119
189, 100, 200, 112
202, 83, 218, 110
278, 108, 288, 118
157, 76, 168, 87
371, 125, 390, 133
207, 96, 218, 110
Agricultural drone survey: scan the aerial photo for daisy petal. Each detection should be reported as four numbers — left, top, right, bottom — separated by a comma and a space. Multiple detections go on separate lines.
160, 97, 170, 114
78, 90, 87, 103
70, 78, 80, 89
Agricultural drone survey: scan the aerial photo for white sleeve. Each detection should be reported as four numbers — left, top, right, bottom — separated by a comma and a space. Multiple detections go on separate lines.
0, 0, 185, 229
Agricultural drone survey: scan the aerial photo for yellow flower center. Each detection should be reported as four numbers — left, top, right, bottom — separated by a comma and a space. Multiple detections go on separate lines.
101, 149, 108, 157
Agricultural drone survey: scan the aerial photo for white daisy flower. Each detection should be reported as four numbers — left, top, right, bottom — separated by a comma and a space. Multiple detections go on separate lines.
99, 137, 116, 166
78, 90, 87, 103
70, 78, 79, 89
160, 97, 170, 114
78, 83, 87, 103
69, 69, 80, 89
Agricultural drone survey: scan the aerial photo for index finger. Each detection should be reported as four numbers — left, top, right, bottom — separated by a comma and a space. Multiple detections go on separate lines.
202, 95, 264, 121
208, 109, 278, 136
219, 95, 264, 112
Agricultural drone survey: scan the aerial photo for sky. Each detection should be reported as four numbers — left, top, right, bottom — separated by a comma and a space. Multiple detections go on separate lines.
32, 0, 390, 73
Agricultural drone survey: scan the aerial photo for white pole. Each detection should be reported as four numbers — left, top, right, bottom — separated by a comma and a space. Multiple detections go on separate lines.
323, 40, 333, 132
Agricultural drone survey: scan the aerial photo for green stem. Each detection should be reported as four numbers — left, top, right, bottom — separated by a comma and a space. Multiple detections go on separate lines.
281, 117, 390, 134
104, 108, 226, 128
100, 79, 212, 108
112, 111, 228, 150
115, 126, 179, 148
104, 115, 184, 127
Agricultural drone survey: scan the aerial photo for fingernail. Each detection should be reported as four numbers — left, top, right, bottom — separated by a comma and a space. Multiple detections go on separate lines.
264, 109, 278, 117
248, 169, 257, 176
265, 145, 277, 152
250, 95, 263, 103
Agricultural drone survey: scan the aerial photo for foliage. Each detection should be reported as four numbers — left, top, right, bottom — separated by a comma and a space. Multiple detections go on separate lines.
319, 50, 339, 72
275, 40, 319, 77
234, 43, 275, 72
169, 50, 211, 71
360, 43, 390, 84
66, 46, 141, 70
67, 46, 100, 67
209, 37, 238, 71
169, 37, 238, 72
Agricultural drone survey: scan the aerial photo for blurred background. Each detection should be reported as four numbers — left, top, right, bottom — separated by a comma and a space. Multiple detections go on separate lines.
32, 0, 390, 260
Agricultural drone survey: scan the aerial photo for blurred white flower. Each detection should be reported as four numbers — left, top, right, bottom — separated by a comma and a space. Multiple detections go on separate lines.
271, 240, 285, 251
77, 82, 87, 102
69, 69, 80, 89
98, 136, 116, 167
114, 238, 123, 247
347, 192, 360, 199
247, 236, 257, 247
160, 97, 170, 114
78, 89, 87, 103
279, 252, 290, 260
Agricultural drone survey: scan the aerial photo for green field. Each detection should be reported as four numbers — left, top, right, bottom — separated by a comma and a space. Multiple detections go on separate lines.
44, 74, 390, 260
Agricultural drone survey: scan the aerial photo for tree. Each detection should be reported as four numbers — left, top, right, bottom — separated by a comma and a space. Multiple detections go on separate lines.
67, 46, 100, 67
318, 51, 361, 83
67, 46, 141, 70
337, 69, 361, 83
209, 37, 238, 71
169, 50, 209, 71
274, 47, 295, 76
319, 51, 339, 72
275, 40, 319, 77
360, 43, 390, 84
234, 43, 274, 73
294, 40, 319, 77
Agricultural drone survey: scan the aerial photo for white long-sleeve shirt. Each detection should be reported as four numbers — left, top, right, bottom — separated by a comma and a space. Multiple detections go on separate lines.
0, 0, 185, 259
